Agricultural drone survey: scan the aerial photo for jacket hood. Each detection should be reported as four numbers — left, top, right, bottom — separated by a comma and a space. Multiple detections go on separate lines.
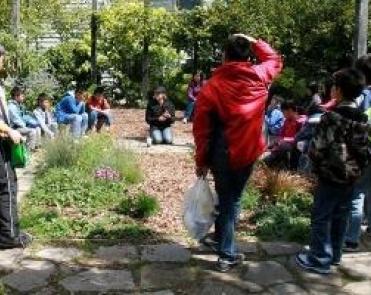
333, 103, 368, 124
213, 62, 257, 82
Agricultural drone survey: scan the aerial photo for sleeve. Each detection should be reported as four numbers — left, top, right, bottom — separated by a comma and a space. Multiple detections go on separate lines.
187, 85, 196, 101
251, 40, 283, 85
193, 87, 215, 168
66, 96, 82, 114
308, 117, 332, 165
34, 109, 53, 136
166, 101, 176, 123
8, 103, 26, 128
145, 102, 156, 125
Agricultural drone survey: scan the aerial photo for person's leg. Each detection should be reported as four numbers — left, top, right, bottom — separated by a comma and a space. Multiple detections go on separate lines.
96, 113, 112, 132
81, 113, 88, 136
61, 114, 82, 138
331, 189, 353, 264
49, 122, 59, 136
88, 110, 98, 131
17, 127, 36, 150
345, 191, 365, 248
150, 127, 163, 144
184, 101, 194, 121
162, 127, 173, 144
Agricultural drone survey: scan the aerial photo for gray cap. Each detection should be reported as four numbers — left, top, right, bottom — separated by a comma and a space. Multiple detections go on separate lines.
154, 86, 167, 94
0, 44, 5, 56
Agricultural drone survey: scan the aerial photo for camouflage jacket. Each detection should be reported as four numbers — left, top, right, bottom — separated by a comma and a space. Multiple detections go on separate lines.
309, 102, 369, 185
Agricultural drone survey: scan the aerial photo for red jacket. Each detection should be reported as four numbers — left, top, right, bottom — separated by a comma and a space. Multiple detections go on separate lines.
193, 40, 283, 169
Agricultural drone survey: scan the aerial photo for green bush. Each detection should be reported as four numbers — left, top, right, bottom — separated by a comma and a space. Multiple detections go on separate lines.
117, 193, 160, 219
43, 136, 80, 169
241, 186, 261, 211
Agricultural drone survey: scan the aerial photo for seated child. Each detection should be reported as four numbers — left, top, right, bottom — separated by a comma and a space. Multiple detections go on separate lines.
86, 87, 111, 132
33, 93, 58, 139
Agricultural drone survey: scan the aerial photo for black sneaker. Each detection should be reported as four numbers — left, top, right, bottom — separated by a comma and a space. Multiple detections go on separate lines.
295, 252, 331, 275
216, 253, 245, 272
343, 241, 360, 252
200, 236, 218, 253
0, 232, 33, 250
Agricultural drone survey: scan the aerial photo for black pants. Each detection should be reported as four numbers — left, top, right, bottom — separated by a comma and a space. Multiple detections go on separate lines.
0, 142, 19, 246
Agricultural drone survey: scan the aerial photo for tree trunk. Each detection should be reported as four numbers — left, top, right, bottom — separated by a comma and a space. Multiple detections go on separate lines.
91, 0, 99, 85
11, 0, 20, 74
354, 0, 369, 59
141, 0, 151, 100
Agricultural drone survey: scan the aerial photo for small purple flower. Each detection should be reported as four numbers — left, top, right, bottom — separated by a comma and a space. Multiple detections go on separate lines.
94, 166, 121, 181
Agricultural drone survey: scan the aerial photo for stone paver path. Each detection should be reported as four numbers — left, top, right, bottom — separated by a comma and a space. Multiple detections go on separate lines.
0, 242, 370, 294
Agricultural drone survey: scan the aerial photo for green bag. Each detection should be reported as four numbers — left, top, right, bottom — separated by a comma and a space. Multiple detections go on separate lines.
11, 143, 29, 168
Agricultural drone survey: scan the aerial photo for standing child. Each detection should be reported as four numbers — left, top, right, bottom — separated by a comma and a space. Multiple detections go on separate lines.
296, 68, 369, 274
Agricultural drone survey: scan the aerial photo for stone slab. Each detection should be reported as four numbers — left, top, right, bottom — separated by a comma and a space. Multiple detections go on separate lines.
142, 291, 175, 295
191, 281, 247, 295
242, 261, 294, 287
60, 268, 135, 292
340, 253, 371, 280
343, 282, 371, 295
0, 248, 24, 271
2, 260, 56, 292
236, 241, 258, 254
140, 264, 196, 290
95, 245, 139, 264
261, 242, 302, 256
35, 247, 82, 263
269, 283, 308, 295
141, 244, 191, 263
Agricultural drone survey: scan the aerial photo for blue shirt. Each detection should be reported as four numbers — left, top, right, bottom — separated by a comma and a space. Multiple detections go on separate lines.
265, 106, 284, 136
55, 93, 86, 122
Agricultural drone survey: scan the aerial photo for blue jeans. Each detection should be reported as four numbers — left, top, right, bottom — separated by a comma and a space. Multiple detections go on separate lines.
308, 180, 353, 267
150, 126, 173, 144
88, 111, 112, 130
60, 113, 88, 138
209, 134, 253, 260
346, 164, 371, 242
184, 101, 195, 120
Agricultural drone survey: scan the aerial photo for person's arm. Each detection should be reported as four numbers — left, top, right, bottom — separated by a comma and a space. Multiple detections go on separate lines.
251, 39, 283, 85
193, 87, 215, 175
33, 109, 53, 137
8, 103, 26, 128
187, 86, 196, 101
65, 95, 82, 114
164, 101, 176, 123
145, 102, 157, 125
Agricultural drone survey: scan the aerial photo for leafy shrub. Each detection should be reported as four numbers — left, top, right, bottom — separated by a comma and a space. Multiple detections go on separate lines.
241, 186, 261, 211
43, 135, 80, 169
117, 193, 160, 219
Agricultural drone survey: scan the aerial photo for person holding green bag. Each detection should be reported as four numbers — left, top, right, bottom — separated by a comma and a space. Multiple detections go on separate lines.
0, 45, 32, 249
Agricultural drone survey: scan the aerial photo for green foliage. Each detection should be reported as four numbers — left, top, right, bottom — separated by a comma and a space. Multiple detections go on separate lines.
43, 136, 81, 169
253, 193, 313, 243
241, 186, 261, 211
117, 193, 160, 219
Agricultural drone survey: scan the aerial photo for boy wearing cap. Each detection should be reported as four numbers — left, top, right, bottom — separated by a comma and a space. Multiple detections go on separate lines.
145, 87, 175, 145
193, 34, 282, 271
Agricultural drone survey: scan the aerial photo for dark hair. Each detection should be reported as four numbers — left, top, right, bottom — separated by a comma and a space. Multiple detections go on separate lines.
308, 81, 319, 95
154, 86, 167, 95
224, 35, 251, 62
37, 93, 49, 104
322, 77, 335, 102
333, 68, 365, 101
75, 87, 86, 95
0, 44, 5, 57
281, 100, 297, 112
10, 86, 23, 98
355, 54, 371, 85
93, 86, 105, 96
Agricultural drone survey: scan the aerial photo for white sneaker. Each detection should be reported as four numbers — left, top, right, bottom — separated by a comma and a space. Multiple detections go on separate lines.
183, 118, 188, 124
146, 137, 152, 147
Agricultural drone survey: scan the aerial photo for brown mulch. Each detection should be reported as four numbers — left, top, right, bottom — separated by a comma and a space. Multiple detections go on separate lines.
112, 109, 195, 238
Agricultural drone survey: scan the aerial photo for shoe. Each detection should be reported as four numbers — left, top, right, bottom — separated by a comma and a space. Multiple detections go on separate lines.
146, 137, 152, 147
331, 260, 341, 266
343, 241, 360, 252
366, 227, 371, 238
200, 236, 218, 253
0, 232, 33, 250
183, 118, 188, 124
295, 252, 331, 275
216, 253, 245, 272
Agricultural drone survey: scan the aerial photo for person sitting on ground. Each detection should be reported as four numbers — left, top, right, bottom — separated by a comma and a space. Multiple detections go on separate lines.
344, 54, 371, 251
145, 87, 175, 145
8, 86, 41, 150
86, 87, 112, 132
55, 88, 88, 138
265, 95, 284, 145
295, 68, 369, 274
0, 44, 33, 249
33, 93, 58, 139
193, 34, 282, 272
183, 72, 206, 124
264, 101, 304, 169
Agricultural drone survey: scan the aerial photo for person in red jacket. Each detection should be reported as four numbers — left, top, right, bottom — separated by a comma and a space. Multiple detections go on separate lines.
193, 34, 282, 272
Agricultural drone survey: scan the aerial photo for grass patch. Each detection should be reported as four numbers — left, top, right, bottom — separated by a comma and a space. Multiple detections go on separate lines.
20, 133, 156, 240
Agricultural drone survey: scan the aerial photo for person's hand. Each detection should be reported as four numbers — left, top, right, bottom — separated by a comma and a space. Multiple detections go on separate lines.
233, 33, 257, 44
8, 129, 23, 144
158, 116, 166, 122
196, 166, 209, 178
163, 111, 171, 118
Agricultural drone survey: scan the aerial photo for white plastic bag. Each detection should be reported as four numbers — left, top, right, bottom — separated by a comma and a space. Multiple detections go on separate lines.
183, 178, 218, 240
